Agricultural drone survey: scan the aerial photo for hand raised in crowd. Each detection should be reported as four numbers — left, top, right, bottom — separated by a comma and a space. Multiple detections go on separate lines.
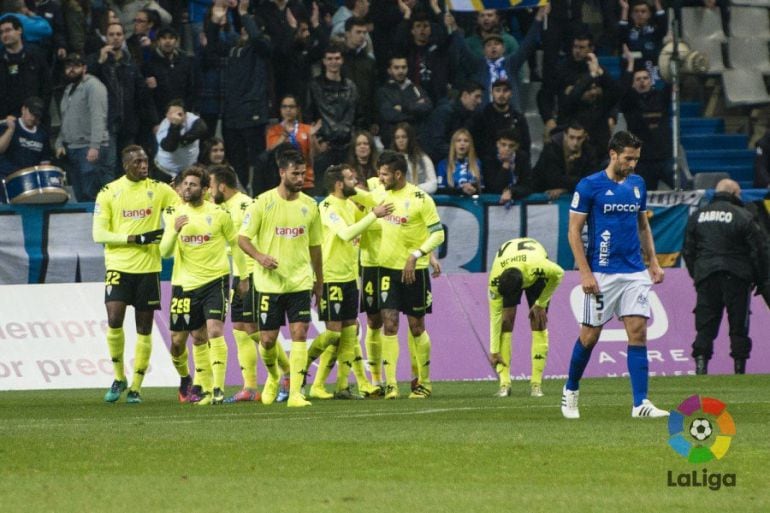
4, 115, 16, 129
397, 0, 411, 19
238, 0, 250, 16
286, 6, 297, 29
535, 3, 550, 20
429, 0, 441, 15
211, 0, 228, 25
444, 11, 457, 31
372, 201, 395, 218
619, 0, 629, 13
586, 53, 603, 77
140, 35, 152, 47
167, 108, 185, 126
310, 119, 322, 136
310, 2, 320, 28
98, 44, 115, 64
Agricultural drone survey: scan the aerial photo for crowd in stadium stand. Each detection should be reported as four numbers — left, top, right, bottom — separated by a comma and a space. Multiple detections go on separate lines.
0, 0, 732, 202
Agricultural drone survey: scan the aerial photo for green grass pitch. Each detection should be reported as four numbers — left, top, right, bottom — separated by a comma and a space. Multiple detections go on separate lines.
1, 375, 768, 512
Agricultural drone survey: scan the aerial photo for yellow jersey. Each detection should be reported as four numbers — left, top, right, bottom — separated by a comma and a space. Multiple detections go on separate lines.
239, 188, 322, 293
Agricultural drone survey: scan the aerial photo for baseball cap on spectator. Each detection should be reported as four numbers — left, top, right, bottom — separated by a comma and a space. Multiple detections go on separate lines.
491, 78, 512, 90
483, 33, 504, 45
22, 97, 45, 118
157, 26, 179, 39
63, 53, 85, 66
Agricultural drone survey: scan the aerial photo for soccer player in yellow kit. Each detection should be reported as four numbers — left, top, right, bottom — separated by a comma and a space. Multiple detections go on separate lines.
306, 164, 393, 399
377, 151, 445, 399
92, 145, 178, 403
488, 238, 564, 398
238, 149, 323, 408
160, 166, 247, 405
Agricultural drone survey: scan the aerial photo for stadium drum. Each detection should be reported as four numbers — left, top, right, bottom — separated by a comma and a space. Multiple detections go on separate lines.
4, 165, 69, 204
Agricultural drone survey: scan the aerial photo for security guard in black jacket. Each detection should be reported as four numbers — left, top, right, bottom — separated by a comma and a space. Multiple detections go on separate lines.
683, 179, 769, 375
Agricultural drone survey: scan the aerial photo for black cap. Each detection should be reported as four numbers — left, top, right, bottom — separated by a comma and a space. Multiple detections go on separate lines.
491, 77, 511, 90
23, 96, 45, 118
157, 26, 179, 39
63, 53, 85, 66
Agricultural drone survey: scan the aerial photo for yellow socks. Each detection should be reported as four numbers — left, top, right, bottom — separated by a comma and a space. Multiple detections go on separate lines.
258, 343, 280, 382
365, 326, 382, 384
209, 336, 228, 391
407, 331, 418, 382
234, 329, 258, 389
412, 331, 432, 388
129, 334, 152, 392
381, 333, 400, 386
289, 341, 308, 397
276, 340, 290, 375
498, 331, 512, 387
307, 330, 333, 367
336, 326, 358, 392
171, 346, 189, 377
106, 327, 126, 381
193, 343, 213, 393
313, 343, 338, 389
531, 330, 549, 385
348, 328, 370, 388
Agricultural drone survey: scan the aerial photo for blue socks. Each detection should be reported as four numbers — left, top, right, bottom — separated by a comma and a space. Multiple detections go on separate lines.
566, 338, 593, 391
627, 345, 648, 407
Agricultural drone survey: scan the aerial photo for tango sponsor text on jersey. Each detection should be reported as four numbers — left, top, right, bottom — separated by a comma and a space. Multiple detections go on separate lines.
239, 189, 321, 293
570, 171, 647, 273
93, 176, 178, 273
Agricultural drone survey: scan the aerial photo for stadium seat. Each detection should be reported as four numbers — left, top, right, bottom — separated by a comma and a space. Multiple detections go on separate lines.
729, 7, 770, 39
692, 171, 730, 189
680, 7, 726, 41
721, 69, 770, 107
727, 37, 770, 74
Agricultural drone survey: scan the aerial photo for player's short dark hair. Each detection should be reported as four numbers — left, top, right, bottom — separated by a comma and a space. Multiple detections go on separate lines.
324, 164, 348, 194
498, 268, 523, 300
345, 16, 367, 32
209, 164, 238, 189
460, 81, 484, 95
165, 98, 185, 113
180, 165, 209, 188
377, 150, 407, 175
121, 144, 146, 165
0, 15, 22, 31
276, 148, 305, 170
608, 130, 642, 154
496, 128, 520, 143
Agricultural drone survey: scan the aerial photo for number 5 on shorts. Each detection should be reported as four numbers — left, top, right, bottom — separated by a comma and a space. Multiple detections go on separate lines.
260, 295, 270, 312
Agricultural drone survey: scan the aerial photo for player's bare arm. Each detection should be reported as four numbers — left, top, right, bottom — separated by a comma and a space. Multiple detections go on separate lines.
637, 211, 664, 284
568, 211, 600, 294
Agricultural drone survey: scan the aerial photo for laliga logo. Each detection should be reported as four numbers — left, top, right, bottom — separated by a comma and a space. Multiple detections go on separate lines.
180, 233, 211, 245
668, 395, 736, 463
569, 286, 668, 341
274, 226, 305, 238
666, 395, 737, 490
122, 207, 152, 219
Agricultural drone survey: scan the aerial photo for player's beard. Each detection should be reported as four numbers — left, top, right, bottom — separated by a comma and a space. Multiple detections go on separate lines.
283, 180, 303, 194
185, 188, 202, 204
212, 190, 225, 204
342, 184, 357, 197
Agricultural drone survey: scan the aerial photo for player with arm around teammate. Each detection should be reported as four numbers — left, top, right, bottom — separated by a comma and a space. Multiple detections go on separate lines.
92, 145, 178, 403
489, 238, 564, 398
160, 166, 247, 405
561, 131, 668, 419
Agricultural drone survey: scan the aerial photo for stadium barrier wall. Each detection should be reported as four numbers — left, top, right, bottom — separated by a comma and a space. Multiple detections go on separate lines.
2, 271, 767, 390
8, 189, 768, 285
